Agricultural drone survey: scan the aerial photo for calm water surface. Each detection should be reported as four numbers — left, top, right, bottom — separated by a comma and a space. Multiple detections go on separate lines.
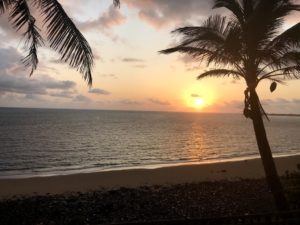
0, 108, 299, 177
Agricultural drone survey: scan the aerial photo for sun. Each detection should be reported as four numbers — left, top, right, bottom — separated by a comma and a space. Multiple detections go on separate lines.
194, 98, 205, 108
182, 84, 216, 111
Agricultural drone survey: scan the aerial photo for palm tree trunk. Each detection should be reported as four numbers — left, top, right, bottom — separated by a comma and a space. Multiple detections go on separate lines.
249, 90, 289, 211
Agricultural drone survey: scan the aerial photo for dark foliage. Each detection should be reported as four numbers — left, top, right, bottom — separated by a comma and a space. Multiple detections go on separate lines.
1, 0, 119, 85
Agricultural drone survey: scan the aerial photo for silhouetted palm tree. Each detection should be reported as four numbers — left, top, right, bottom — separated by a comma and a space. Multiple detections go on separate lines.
160, 0, 300, 210
0, 0, 120, 85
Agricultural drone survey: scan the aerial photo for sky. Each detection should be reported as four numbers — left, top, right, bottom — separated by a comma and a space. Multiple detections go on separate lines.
0, 0, 300, 113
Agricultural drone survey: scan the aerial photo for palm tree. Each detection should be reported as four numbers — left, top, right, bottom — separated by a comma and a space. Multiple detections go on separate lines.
160, 0, 300, 211
0, 0, 120, 85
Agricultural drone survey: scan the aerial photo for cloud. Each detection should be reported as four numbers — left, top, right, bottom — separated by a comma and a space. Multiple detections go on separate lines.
0, 47, 78, 102
0, 47, 22, 68
79, 5, 126, 30
191, 93, 201, 98
293, 99, 300, 104
134, 65, 147, 68
123, 0, 298, 30
187, 65, 202, 72
123, 0, 213, 29
261, 98, 300, 114
212, 98, 300, 114
89, 88, 111, 95
77, 5, 126, 42
49, 90, 77, 98
74, 94, 91, 102
24, 94, 41, 100
224, 100, 244, 109
121, 57, 144, 62
101, 73, 118, 79
119, 99, 142, 105
177, 54, 203, 68
148, 98, 170, 105
46, 80, 75, 89
120, 57, 147, 68
261, 99, 274, 106
0, 13, 21, 41
178, 54, 197, 65
0, 73, 76, 96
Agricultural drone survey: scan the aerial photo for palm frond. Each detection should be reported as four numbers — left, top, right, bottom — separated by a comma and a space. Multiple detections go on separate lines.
258, 48, 300, 77
280, 51, 300, 64
9, 0, 43, 76
207, 23, 243, 66
272, 51, 300, 68
258, 51, 300, 72
159, 46, 214, 62
197, 69, 244, 80
113, 0, 120, 8
171, 27, 224, 48
0, 0, 13, 13
171, 17, 230, 50
265, 77, 286, 85
203, 15, 230, 36
245, 1, 300, 50
36, 0, 93, 85
160, 15, 244, 69
267, 23, 300, 53
259, 65, 300, 81
171, 15, 238, 48
242, 0, 255, 20
281, 65, 300, 79
213, 0, 244, 25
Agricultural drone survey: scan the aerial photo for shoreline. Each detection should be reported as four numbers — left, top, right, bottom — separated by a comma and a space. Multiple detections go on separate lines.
0, 154, 299, 199
1, 153, 299, 179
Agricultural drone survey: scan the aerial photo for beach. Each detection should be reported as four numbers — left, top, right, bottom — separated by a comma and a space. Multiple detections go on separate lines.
1, 154, 299, 224
1, 154, 299, 199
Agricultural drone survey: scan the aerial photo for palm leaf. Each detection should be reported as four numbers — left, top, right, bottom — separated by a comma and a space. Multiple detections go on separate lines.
242, 0, 255, 20
171, 27, 225, 48
113, 0, 120, 7
171, 16, 236, 49
273, 51, 300, 68
245, 1, 300, 51
207, 23, 243, 66
213, 0, 244, 25
9, 0, 43, 76
268, 23, 300, 54
36, 0, 94, 85
160, 15, 244, 69
259, 50, 300, 74
197, 69, 244, 80
160, 46, 212, 56
282, 65, 300, 79
0, 0, 13, 13
260, 65, 300, 81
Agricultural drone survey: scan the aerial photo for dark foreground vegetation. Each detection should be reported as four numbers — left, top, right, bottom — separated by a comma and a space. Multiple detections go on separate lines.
0, 172, 299, 225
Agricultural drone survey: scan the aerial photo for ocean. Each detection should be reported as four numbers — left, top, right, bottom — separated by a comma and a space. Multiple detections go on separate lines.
0, 107, 299, 178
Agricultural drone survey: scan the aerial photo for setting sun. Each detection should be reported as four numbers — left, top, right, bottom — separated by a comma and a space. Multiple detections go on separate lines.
181, 84, 216, 111
194, 98, 205, 108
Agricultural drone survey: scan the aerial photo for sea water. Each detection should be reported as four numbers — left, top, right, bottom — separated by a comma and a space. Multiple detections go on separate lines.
0, 107, 299, 177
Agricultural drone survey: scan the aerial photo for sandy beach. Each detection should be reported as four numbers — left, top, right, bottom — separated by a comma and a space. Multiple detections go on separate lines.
0, 154, 299, 199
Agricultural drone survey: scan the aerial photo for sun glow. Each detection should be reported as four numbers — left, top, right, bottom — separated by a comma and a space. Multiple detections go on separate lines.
194, 98, 205, 108
185, 95, 209, 111
182, 84, 216, 111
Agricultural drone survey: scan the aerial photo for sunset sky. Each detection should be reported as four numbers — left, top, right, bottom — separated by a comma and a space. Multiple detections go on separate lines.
0, 0, 300, 113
